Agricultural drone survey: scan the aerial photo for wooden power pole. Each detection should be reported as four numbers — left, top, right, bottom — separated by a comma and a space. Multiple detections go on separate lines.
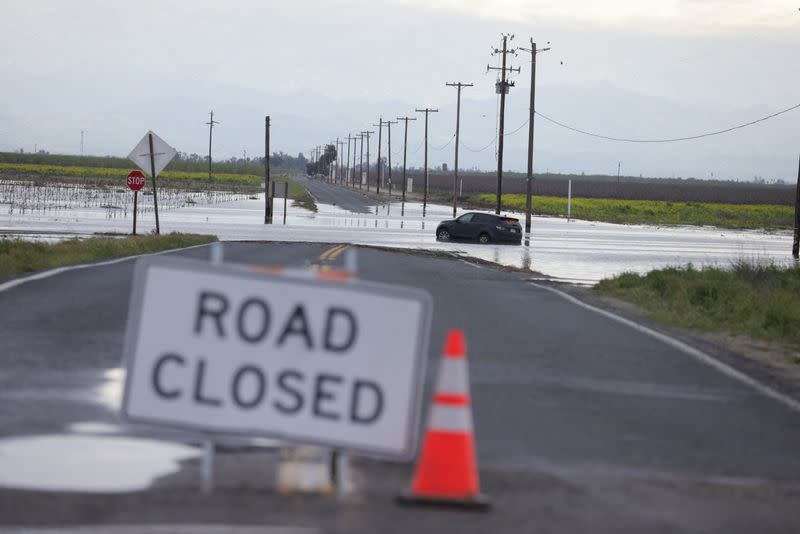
488, 34, 520, 215
385, 120, 398, 197
373, 118, 385, 194
518, 39, 550, 233
794, 153, 800, 258
264, 116, 271, 224
396, 116, 416, 202
361, 130, 374, 191
350, 134, 359, 188
446, 82, 473, 218
206, 111, 220, 184
415, 108, 439, 216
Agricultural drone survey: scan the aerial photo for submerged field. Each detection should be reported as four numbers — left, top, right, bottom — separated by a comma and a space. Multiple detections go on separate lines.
595, 262, 800, 353
0, 163, 316, 212
468, 193, 793, 230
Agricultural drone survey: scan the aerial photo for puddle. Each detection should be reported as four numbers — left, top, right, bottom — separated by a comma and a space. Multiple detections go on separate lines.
0, 434, 199, 492
1, 187, 792, 283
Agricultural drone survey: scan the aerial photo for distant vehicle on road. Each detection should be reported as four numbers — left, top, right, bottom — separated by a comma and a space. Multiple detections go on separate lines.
436, 212, 522, 244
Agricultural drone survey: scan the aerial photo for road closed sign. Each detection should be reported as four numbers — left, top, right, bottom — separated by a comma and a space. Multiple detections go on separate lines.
121, 256, 432, 460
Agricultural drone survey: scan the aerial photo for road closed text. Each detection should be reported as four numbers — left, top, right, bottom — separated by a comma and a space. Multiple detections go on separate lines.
151, 354, 384, 424
149, 290, 383, 424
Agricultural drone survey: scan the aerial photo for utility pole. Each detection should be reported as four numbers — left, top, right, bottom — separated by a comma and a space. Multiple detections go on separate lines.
351, 135, 358, 187
358, 133, 365, 189
264, 116, 271, 224
415, 108, 438, 215
80, 130, 85, 155
361, 131, 374, 191
488, 34, 520, 215
333, 138, 339, 183
330, 140, 335, 182
396, 116, 416, 202
336, 139, 345, 184
385, 120, 398, 197
373, 119, 385, 194
518, 39, 549, 233
206, 111, 220, 184
617, 161, 621, 183
345, 134, 352, 187
446, 82, 473, 218
793, 153, 800, 258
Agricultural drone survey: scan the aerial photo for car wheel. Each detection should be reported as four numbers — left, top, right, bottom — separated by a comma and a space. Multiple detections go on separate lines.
478, 232, 490, 244
437, 228, 450, 241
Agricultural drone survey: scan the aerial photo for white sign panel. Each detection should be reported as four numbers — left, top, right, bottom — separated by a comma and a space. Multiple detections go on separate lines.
122, 257, 432, 460
127, 131, 177, 177
407, 178, 413, 193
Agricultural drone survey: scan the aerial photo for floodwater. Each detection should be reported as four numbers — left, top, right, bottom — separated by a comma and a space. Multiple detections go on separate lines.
1, 190, 793, 283
0, 434, 199, 492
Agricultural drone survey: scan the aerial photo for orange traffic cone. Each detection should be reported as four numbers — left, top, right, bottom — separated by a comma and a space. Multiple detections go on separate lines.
398, 329, 490, 510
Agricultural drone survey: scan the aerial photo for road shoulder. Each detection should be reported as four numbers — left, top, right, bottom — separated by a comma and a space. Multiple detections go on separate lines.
551, 283, 800, 404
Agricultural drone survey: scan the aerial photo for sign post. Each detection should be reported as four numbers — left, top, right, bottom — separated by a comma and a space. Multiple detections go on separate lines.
127, 131, 177, 235
126, 170, 146, 235
121, 256, 432, 461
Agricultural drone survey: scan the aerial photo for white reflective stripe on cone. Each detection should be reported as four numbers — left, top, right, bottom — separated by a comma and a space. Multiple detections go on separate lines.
435, 358, 470, 396
428, 403, 474, 433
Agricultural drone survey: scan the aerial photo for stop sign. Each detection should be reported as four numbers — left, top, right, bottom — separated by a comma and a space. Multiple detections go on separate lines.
127, 170, 146, 191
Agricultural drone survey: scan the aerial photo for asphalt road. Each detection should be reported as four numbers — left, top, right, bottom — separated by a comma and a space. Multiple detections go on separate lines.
296, 176, 377, 213
1, 240, 800, 533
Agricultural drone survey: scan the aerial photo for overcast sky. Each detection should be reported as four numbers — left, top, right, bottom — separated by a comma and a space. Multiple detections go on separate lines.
1, 0, 797, 180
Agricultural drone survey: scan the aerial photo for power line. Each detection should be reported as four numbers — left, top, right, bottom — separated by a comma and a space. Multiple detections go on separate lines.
430, 133, 456, 151
460, 138, 495, 153
535, 103, 800, 143
457, 118, 528, 154
504, 119, 529, 137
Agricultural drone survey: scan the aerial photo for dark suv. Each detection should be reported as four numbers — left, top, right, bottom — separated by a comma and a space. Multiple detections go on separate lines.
436, 212, 523, 244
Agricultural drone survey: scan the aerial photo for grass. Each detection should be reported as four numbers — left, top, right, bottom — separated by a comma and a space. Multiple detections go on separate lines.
0, 233, 217, 277
468, 194, 793, 230
595, 262, 800, 351
274, 177, 316, 212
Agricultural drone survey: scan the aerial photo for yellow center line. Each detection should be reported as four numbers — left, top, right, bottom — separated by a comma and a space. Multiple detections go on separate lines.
328, 244, 349, 260
319, 244, 348, 261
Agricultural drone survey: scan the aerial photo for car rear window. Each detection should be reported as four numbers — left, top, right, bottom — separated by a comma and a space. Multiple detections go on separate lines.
500, 217, 519, 225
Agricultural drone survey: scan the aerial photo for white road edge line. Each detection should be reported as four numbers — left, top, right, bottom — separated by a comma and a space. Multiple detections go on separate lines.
459, 258, 485, 269
0, 241, 215, 294
530, 282, 800, 415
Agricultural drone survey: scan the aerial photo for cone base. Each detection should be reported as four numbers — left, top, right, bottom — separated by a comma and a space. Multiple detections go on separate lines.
396, 490, 491, 511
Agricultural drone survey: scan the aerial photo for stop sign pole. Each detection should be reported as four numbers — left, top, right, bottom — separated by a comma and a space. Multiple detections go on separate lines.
127, 170, 146, 235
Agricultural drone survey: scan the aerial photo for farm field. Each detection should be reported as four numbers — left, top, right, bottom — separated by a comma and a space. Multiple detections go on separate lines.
411, 169, 795, 205
468, 193, 793, 230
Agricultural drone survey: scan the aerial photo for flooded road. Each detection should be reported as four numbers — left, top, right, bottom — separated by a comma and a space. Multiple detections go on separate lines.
1, 187, 792, 283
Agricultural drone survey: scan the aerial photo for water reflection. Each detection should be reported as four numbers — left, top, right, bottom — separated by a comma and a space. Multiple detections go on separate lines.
2, 190, 793, 284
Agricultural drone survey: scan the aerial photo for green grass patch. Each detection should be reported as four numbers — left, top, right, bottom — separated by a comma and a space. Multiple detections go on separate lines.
272, 177, 316, 212
595, 262, 800, 351
0, 233, 217, 277
468, 194, 792, 230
